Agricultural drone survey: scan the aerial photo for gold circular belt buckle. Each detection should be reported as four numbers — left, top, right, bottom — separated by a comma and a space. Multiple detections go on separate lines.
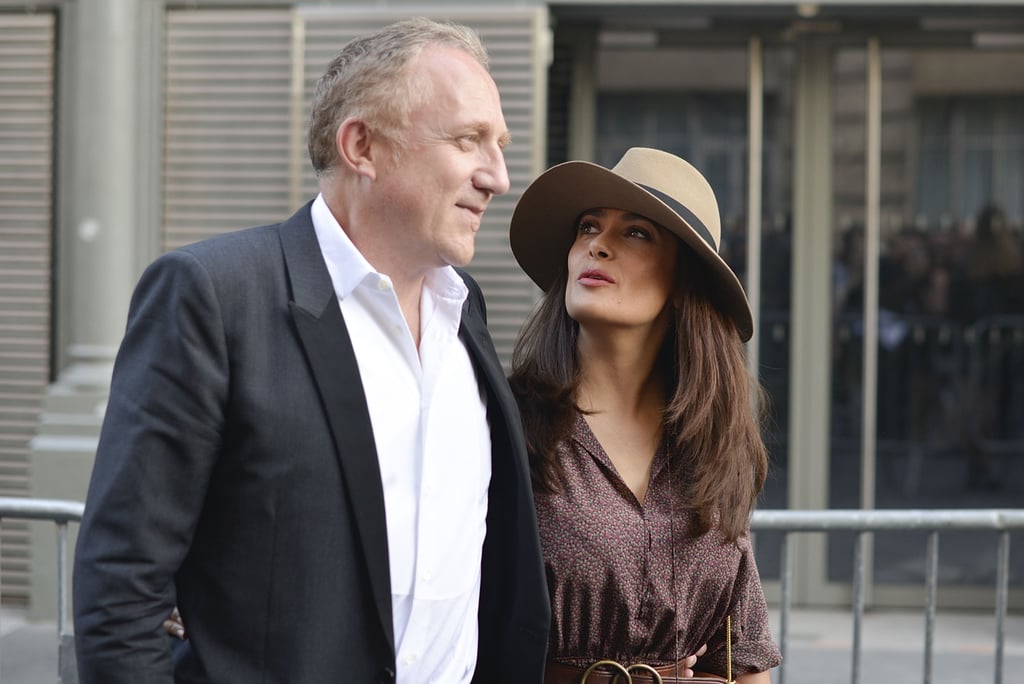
626, 663, 664, 684
580, 659, 632, 683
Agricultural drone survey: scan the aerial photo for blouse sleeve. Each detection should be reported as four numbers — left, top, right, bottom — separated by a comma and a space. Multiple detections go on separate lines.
699, 532, 782, 676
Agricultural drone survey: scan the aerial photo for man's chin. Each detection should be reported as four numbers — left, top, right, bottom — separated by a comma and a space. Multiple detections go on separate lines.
443, 248, 476, 268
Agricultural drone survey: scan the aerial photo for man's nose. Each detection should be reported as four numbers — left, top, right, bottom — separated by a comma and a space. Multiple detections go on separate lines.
476, 144, 510, 198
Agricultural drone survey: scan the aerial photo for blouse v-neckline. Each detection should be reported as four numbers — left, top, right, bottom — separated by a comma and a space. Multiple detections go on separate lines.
573, 413, 670, 508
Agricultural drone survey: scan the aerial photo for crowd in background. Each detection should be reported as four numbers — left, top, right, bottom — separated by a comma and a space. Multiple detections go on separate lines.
728, 205, 1024, 492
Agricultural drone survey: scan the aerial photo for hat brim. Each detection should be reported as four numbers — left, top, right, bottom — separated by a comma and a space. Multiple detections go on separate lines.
510, 160, 754, 342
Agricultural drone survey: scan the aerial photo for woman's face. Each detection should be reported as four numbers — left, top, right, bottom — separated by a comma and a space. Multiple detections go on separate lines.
564, 207, 680, 334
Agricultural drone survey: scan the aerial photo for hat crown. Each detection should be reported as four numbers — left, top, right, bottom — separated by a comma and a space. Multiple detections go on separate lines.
611, 147, 722, 251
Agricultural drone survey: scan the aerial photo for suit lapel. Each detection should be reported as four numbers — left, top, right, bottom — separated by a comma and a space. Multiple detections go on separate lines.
277, 203, 394, 655
459, 312, 507, 410
456, 274, 520, 435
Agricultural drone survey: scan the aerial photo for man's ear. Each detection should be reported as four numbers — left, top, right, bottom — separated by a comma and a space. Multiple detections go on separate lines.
336, 118, 377, 180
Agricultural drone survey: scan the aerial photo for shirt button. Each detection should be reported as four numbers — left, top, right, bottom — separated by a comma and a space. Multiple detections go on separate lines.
404, 653, 418, 665
377, 279, 391, 291
422, 570, 433, 582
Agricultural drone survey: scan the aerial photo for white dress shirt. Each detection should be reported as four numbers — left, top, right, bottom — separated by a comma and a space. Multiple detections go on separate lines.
311, 195, 491, 684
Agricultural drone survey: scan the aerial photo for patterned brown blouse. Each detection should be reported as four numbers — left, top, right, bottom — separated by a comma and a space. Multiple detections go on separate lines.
533, 414, 781, 677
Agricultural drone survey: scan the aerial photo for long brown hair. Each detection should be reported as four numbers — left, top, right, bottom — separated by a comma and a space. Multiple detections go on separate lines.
509, 242, 768, 542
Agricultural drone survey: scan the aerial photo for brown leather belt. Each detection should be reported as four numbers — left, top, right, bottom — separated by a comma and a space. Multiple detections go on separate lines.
544, 658, 727, 684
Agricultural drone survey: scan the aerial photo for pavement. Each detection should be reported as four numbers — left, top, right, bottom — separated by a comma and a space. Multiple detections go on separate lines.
0, 608, 61, 684
1, 606, 1021, 684
769, 607, 1024, 684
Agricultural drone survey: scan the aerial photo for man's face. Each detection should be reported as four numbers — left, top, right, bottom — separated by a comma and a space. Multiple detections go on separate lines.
373, 45, 510, 272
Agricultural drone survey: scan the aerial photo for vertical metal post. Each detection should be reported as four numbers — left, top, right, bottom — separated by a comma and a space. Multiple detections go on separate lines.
778, 533, 792, 684
746, 35, 764, 390
851, 532, 867, 684
57, 522, 69, 637
860, 33, 883, 610
924, 531, 939, 684
994, 531, 1010, 684
861, 37, 882, 507
0, 515, 4, 674
567, 26, 598, 162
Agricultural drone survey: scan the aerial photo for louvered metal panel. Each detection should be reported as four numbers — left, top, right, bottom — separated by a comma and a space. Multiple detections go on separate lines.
298, 7, 548, 364
163, 9, 295, 250
0, 11, 55, 605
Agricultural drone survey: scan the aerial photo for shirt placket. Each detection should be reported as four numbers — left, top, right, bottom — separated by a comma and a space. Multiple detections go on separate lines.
372, 276, 429, 677
400, 289, 466, 680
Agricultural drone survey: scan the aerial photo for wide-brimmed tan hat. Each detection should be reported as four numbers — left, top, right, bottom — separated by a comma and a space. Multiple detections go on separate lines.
509, 147, 754, 342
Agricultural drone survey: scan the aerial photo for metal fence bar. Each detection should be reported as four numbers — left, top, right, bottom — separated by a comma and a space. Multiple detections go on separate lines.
57, 521, 75, 683
924, 531, 939, 684
995, 530, 1010, 684
751, 509, 1024, 684
752, 508, 1024, 532
1, 520, 3, 677
851, 532, 866, 684
0, 497, 84, 524
58, 522, 69, 638
0, 497, 84, 684
777, 532, 792, 684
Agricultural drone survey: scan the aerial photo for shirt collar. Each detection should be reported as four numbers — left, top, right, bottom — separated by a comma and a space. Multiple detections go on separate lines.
311, 193, 375, 302
311, 193, 469, 312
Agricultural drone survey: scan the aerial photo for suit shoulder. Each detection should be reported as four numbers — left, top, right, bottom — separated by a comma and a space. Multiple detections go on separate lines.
176, 223, 282, 262
136, 223, 288, 304
170, 202, 314, 271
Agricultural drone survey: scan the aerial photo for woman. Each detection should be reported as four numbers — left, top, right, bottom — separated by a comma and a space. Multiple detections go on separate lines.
508, 147, 780, 683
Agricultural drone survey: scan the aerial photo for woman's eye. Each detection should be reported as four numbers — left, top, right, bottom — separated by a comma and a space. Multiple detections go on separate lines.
578, 221, 598, 234
627, 227, 651, 239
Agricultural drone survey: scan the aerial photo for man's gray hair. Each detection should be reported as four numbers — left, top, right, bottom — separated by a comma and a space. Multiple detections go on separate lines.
307, 17, 490, 176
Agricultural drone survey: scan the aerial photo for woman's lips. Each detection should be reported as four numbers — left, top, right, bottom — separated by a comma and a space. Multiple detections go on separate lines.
578, 269, 615, 286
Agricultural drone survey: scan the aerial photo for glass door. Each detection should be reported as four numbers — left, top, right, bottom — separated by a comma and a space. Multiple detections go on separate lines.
826, 38, 1024, 606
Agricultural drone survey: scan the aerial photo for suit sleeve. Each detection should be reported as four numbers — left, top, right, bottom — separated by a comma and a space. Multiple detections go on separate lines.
73, 249, 230, 683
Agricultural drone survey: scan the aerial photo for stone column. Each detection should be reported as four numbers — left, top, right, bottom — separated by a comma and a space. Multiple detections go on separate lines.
29, 0, 163, 619
787, 36, 835, 606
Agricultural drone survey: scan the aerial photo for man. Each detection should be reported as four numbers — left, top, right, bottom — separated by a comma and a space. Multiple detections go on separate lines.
73, 18, 550, 684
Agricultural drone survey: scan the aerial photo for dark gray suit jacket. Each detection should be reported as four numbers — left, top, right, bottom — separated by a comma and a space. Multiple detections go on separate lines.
72, 202, 550, 683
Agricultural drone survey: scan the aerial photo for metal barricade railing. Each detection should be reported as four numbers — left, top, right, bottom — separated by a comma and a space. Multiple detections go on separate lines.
752, 508, 1024, 684
0, 496, 84, 684
0, 502, 1019, 683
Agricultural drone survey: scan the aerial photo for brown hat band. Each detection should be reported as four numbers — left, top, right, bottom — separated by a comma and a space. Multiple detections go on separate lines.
636, 182, 718, 251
